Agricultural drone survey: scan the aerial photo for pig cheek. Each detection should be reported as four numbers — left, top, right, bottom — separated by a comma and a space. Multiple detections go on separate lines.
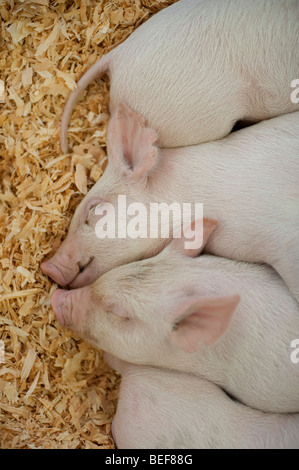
83, 323, 110, 353
71, 298, 99, 341
85, 313, 128, 356
79, 308, 108, 351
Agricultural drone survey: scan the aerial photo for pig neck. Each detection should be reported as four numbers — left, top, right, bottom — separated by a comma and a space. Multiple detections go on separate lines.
149, 145, 224, 209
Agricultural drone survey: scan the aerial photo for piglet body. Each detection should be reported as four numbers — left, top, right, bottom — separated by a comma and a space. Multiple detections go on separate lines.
52, 226, 299, 413
106, 357, 299, 449
61, 0, 299, 152
43, 110, 299, 306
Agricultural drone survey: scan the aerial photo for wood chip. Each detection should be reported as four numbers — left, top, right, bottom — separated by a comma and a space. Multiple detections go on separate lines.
75, 164, 88, 194
21, 349, 37, 382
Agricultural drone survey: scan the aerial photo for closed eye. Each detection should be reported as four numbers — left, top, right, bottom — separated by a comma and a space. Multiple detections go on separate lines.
85, 203, 105, 226
82, 197, 106, 226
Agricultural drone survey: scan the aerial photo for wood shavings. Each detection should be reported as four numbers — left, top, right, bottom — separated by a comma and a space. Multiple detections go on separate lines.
35, 22, 61, 57
6, 21, 32, 45
0, 0, 178, 449
0, 80, 5, 103
75, 164, 88, 195
141, 0, 177, 12
21, 348, 37, 382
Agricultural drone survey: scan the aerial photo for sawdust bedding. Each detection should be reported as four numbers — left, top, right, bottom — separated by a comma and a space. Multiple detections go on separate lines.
0, 0, 178, 449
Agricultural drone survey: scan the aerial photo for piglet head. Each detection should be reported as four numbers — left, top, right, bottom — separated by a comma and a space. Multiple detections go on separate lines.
41, 102, 160, 288
51, 270, 152, 363
50, 218, 239, 363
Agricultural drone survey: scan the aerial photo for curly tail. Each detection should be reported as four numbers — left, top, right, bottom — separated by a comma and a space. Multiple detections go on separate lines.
60, 53, 111, 153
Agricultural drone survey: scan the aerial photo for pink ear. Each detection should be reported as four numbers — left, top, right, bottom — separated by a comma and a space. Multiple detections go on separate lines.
107, 102, 158, 179
170, 295, 240, 353
170, 218, 218, 258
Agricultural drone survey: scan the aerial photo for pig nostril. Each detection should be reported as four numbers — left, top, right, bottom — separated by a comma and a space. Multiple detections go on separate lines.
77, 257, 95, 274
69, 257, 96, 288
78, 264, 85, 273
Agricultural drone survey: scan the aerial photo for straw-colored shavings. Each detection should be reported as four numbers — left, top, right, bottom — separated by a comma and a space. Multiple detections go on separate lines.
0, 0, 178, 449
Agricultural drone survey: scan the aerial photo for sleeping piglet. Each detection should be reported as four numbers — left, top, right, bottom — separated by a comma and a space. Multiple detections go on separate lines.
51, 219, 299, 414
42, 107, 299, 304
105, 355, 299, 449
60, 0, 299, 152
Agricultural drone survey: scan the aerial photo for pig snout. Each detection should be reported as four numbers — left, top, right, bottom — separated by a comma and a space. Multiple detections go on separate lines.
68, 259, 98, 289
41, 239, 92, 287
51, 287, 90, 330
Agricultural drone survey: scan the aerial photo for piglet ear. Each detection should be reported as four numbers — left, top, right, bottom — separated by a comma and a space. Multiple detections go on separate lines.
107, 102, 158, 179
170, 294, 240, 353
170, 218, 218, 258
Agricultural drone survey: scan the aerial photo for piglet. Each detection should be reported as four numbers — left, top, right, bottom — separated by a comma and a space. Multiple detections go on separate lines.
42, 107, 299, 305
105, 355, 299, 449
51, 219, 299, 414
60, 0, 299, 152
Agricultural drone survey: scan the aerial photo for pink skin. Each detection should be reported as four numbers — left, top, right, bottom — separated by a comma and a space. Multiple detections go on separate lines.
47, 0, 299, 291
42, 105, 299, 306
42, 261, 72, 288
51, 287, 90, 328
50, 218, 218, 330
51, 290, 70, 326
50, 218, 299, 414
41, 200, 102, 286
104, 357, 299, 449
41, 103, 163, 287
41, 256, 95, 288
41, 238, 96, 287
60, 0, 299, 153
41, 241, 80, 287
